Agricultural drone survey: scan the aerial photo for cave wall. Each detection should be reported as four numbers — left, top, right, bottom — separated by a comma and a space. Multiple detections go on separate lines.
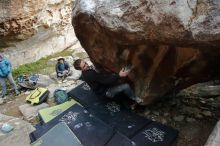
0, 0, 78, 67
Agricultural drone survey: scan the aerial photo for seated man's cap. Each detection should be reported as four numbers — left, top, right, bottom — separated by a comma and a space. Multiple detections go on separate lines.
57, 57, 64, 61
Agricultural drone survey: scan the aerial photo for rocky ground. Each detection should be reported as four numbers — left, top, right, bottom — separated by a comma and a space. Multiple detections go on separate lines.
0, 46, 88, 146
0, 47, 219, 146
136, 81, 220, 146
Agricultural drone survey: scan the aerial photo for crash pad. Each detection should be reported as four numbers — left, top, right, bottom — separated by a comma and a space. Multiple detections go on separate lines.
205, 120, 220, 146
106, 132, 137, 146
67, 82, 100, 106
67, 82, 151, 137
88, 100, 151, 138
67, 82, 178, 146
30, 122, 82, 146
30, 104, 114, 146
38, 99, 79, 123
131, 122, 178, 146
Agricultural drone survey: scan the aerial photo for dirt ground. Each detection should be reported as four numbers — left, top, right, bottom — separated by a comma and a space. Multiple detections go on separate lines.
0, 92, 55, 125
173, 120, 215, 146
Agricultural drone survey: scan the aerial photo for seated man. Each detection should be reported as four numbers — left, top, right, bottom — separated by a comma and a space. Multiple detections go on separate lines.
56, 57, 72, 79
73, 59, 143, 104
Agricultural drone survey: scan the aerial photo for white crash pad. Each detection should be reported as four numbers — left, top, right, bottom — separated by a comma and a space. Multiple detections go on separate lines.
205, 120, 220, 146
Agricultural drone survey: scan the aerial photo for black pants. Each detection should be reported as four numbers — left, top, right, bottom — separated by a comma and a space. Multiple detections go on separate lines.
105, 83, 136, 100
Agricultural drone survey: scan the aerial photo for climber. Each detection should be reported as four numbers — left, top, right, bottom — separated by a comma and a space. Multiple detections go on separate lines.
0, 54, 20, 98
73, 59, 143, 104
56, 57, 72, 79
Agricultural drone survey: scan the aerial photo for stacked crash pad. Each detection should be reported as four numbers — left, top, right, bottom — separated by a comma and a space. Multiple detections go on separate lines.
30, 122, 82, 146
31, 104, 114, 146
38, 99, 79, 123
30, 82, 178, 146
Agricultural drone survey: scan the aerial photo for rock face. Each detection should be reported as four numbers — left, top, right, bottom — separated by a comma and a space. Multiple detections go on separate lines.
0, 0, 78, 67
19, 103, 49, 121
0, 114, 35, 146
72, 0, 220, 104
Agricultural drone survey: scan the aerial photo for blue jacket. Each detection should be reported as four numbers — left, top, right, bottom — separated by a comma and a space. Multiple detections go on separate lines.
0, 58, 12, 77
56, 61, 70, 74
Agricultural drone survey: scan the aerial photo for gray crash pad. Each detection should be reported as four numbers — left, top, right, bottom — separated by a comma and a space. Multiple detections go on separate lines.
30, 122, 82, 146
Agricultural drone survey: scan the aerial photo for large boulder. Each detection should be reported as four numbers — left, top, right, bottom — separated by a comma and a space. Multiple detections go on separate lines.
72, 0, 220, 104
0, 0, 78, 67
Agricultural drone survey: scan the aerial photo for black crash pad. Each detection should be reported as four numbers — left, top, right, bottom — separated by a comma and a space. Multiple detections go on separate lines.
131, 122, 178, 146
88, 100, 151, 138
67, 82, 100, 106
30, 122, 82, 146
106, 132, 137, 146
68, 82, 151, 137
30, 104, 114, 146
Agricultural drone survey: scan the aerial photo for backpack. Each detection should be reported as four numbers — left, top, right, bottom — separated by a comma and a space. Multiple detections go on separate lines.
54, 89, 70, 104
26, 87, 49, 105
17, 74, 39, 89
29, 74, 39, 85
